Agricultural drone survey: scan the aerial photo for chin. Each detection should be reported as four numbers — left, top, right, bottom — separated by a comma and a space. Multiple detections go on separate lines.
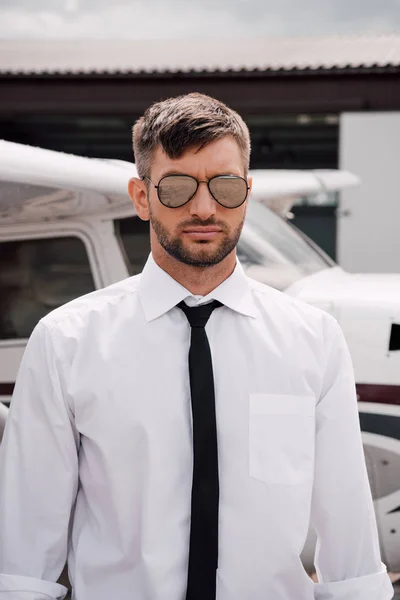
160, 235, 236, 268
184, 249, 231, 268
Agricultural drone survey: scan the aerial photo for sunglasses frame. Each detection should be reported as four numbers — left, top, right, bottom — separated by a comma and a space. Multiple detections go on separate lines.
143, 174, 250, 209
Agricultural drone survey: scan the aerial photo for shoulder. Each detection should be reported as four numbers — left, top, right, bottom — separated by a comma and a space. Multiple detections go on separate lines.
39, 274, 142, 333
247, 276, 340, 340
21, 275, 144, 381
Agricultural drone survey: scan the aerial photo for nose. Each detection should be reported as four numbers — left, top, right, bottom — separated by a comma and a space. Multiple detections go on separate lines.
189, 181, 217, 220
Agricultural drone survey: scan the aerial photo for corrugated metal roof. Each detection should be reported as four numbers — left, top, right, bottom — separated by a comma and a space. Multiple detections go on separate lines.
0, 33, 400, 75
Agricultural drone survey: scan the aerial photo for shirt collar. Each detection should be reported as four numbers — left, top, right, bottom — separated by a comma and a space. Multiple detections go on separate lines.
138, 253, 257, 322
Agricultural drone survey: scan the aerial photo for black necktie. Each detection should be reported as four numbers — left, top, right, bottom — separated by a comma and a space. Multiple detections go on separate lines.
178, 299, 223, 600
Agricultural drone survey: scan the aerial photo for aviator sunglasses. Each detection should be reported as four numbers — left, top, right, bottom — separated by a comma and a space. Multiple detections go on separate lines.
143, 174, 250, 209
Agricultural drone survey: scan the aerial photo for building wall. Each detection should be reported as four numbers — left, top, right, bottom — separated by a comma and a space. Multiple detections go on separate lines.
338, 112, 400, 273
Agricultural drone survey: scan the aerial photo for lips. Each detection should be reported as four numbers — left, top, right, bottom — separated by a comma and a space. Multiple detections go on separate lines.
182, 227, 223, 240
182, 227, 222, 233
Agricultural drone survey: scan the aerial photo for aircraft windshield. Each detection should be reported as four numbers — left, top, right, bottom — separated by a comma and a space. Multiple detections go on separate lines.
238, 200, 334, 290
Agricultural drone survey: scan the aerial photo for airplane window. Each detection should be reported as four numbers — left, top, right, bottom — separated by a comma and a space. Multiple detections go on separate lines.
245, 200, 333, 273
0, 237, 95, 340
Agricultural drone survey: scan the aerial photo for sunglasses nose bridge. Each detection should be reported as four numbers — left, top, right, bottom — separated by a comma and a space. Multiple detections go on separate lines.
189, 180, 217, 217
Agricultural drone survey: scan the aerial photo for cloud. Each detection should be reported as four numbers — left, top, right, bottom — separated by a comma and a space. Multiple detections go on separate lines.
0, 0, 399, 40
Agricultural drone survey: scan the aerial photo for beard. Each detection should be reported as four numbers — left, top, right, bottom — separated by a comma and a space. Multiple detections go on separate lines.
149, 212, 245, 268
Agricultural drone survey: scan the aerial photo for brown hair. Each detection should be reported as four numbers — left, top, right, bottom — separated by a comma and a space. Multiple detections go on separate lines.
132, 92, 251, 179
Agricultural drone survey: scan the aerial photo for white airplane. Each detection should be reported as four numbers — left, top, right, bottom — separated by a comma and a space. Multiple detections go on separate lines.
0, 140, 399, 574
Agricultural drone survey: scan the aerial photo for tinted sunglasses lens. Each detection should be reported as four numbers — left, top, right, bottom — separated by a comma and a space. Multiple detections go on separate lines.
158, 176, 197, 207
209, 176, 248, 207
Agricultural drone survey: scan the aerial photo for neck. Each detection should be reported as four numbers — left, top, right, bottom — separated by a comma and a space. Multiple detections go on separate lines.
151, 246, 237, 296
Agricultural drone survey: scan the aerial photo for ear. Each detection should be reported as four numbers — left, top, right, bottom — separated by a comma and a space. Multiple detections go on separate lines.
247, 175, 253, 195
128, 177, 150, 221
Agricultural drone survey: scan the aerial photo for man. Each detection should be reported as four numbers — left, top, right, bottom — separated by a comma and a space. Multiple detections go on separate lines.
0, 93, 394, 600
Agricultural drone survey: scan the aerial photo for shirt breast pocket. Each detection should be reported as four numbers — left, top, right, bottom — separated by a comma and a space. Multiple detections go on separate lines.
249, 393, 316, 486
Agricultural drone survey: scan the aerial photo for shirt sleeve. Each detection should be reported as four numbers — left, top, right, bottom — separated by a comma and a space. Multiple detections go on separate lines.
0, 320, 79, 600
311, 316, 394, 600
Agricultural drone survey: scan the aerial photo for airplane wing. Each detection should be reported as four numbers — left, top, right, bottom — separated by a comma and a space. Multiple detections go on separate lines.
249, 169, 360, 217
0, 140, 136, 223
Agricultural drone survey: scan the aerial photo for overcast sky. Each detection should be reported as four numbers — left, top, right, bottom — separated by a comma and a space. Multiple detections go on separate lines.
0, 0, 399, 40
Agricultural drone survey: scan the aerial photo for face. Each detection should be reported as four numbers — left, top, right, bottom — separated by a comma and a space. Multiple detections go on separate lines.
129, 136, 252, 268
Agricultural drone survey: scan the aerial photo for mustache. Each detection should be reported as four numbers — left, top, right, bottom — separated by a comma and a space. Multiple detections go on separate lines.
177, 218, 229, 232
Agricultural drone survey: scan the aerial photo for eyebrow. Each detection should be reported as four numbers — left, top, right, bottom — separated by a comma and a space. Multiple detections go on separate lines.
159, 170, 188, 178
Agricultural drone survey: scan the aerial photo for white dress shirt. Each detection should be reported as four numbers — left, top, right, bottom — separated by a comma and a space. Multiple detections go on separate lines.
0, 254, 394, 600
